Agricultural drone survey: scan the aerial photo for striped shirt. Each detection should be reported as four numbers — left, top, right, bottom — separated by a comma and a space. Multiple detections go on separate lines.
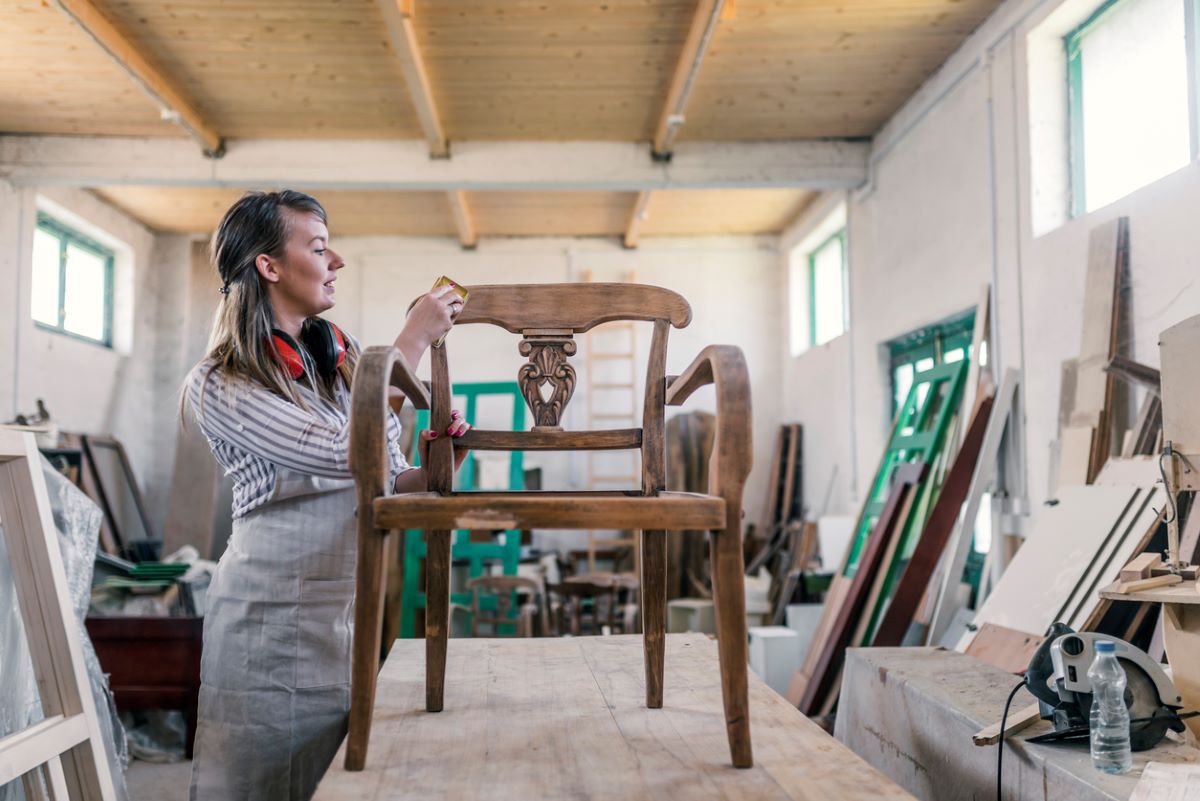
184, 349, 412, 519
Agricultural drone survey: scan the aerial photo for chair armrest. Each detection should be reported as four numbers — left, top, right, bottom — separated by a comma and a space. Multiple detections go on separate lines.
349, 346, 430, 496
664, 345, 752, 506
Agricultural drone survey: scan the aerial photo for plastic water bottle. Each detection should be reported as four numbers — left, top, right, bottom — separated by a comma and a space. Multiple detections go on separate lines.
1088, 640, 1132, 774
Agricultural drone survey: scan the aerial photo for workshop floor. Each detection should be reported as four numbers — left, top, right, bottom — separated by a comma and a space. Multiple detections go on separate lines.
126, 759, 191, 800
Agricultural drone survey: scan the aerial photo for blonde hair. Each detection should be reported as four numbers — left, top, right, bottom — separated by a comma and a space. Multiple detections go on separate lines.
185, 190, 358, 423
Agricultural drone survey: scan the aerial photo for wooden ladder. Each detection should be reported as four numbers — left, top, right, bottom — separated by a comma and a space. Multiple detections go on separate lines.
583, 271, 641, 573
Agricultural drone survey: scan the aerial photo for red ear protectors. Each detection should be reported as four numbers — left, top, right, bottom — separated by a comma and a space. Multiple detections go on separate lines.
270, 319, 346, 381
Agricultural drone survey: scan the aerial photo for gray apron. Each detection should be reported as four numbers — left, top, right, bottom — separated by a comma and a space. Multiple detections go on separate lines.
190, 468, 358, 801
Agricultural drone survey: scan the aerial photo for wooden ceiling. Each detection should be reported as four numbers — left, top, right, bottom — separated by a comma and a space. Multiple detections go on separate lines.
91, 186, 814, 238
1, 0, 1002, 142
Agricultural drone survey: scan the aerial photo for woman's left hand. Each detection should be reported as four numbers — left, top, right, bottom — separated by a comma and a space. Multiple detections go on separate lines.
417, 409, 471, 471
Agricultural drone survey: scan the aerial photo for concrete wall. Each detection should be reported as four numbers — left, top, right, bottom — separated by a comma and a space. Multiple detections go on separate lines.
0, 179, 194, 530
783, 0, 1200, 526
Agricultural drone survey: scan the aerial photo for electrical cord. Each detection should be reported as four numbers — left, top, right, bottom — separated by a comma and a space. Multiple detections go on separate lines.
996, 679, 1025, 801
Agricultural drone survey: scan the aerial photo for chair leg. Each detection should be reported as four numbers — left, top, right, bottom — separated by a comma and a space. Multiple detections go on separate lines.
709, 522, 753, 768
425, 529, 451, 713
346, 521, 388, 770
641, 529, 667, 708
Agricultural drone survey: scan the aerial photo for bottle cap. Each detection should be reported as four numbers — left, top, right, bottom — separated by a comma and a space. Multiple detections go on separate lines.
1096, 640, 1116, 653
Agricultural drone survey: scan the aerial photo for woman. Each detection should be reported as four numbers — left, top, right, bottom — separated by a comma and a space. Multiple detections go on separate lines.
183, 190, 469, 801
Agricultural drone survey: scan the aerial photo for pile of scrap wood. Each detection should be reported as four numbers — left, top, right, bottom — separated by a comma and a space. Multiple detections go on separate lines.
743, 423, 817, 623
788, 286, 1002, 717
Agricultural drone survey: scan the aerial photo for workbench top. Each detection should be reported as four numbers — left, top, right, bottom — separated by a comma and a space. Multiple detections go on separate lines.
836, 647, 1200, 801
315, 633, 915, 800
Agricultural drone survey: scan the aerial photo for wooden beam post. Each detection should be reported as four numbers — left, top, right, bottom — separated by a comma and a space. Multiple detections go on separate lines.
50, 0, 223, 157
447, 191, 477, 249
653, 0, 726, 159
377, 0, 449, 158
623, 191, 653, 249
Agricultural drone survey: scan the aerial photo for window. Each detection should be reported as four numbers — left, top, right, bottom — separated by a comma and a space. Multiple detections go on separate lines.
788, 202, 848, 356
1067, 0, 1193, 215
888, 312, 977, 417
31, 213, 114, 346
808, 230, 848, 348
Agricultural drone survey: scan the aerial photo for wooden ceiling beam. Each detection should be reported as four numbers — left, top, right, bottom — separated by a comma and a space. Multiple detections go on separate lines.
623, 191, 652, 249
652, 0, 727, 160
49, 0, 223, 157
377, 0, 449, 158
0, 136, 870, 190
447, 191, 477, 249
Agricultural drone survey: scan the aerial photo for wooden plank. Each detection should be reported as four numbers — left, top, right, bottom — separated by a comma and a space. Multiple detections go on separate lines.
956, 484, 1141, 650
0, 715, 89, 786
456, 283, 691, 335
315, 635, 917, 800
49, 0, 222, 153
0, 431, 118, 798
927, 369, 1017, 643
376, 0, 448, 157
1121, 553, 1163, 582
1057, 425, 1095, 489
1093, 456, 1158, 487
652, 0, 725, 156
971, 701, 1041, 746
459, 429, 642, 451
1100, 579, 1200, 605
373, 491, 726, 531
1159, 313, 1200, 490
623, 190, 652, 248
446, 191, 477, 249
874, 393, 995, 647
1070, 217, 1128, 483
799, 462, 927, 715
964, 624, 1044, 674
1118, 574, 1182, 594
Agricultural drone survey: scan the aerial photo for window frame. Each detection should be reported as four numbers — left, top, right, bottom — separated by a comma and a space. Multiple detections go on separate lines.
806, 227, 848, 348
1066, 0, 1199, 217
887, 311, 976, 418
33, 212, 115, 348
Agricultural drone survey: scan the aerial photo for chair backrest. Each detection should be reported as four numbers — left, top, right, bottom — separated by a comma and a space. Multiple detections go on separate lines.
425, 283, 692, 498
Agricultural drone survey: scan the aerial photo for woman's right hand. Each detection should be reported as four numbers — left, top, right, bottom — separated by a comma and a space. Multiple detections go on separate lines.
394, 283, 464, 367
404, 283, 462, 348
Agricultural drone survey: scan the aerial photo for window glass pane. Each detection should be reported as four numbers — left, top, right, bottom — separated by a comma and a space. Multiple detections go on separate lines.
811, 236, 845, 346
63, 244, 106, 341
894, 363, 914, 415
31, 228, 61, 327
914, 356, 935, 374
1078, 0, 1189, 212
944, 347, 965, 364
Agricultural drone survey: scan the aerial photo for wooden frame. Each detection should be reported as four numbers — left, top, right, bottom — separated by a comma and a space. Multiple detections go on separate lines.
345, 283, 753, 770
0, 429, 118, 799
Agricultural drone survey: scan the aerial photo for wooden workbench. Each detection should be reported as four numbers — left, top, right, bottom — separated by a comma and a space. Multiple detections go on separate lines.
315, 633, 915, 800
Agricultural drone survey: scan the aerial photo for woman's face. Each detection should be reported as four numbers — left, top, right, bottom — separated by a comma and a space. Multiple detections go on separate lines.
270, 209, 344, 317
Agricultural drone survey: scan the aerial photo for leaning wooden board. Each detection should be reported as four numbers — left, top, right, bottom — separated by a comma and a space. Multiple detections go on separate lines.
956, 484, 1142, 650
315, 634, 916, 801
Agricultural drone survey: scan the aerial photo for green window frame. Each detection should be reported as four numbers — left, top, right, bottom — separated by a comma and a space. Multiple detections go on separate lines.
1066, 0, 1200, 217
807, 228, 848, 348
33, 212, 115, 348
888, 311, 975, 418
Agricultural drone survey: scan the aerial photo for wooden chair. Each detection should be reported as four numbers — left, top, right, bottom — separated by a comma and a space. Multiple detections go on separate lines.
345, 283, 753, 770
463, 575, 547, 637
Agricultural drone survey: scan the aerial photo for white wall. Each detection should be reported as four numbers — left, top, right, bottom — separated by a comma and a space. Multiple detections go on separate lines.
0, 179, 194, 530
784, 0, 1200, 524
